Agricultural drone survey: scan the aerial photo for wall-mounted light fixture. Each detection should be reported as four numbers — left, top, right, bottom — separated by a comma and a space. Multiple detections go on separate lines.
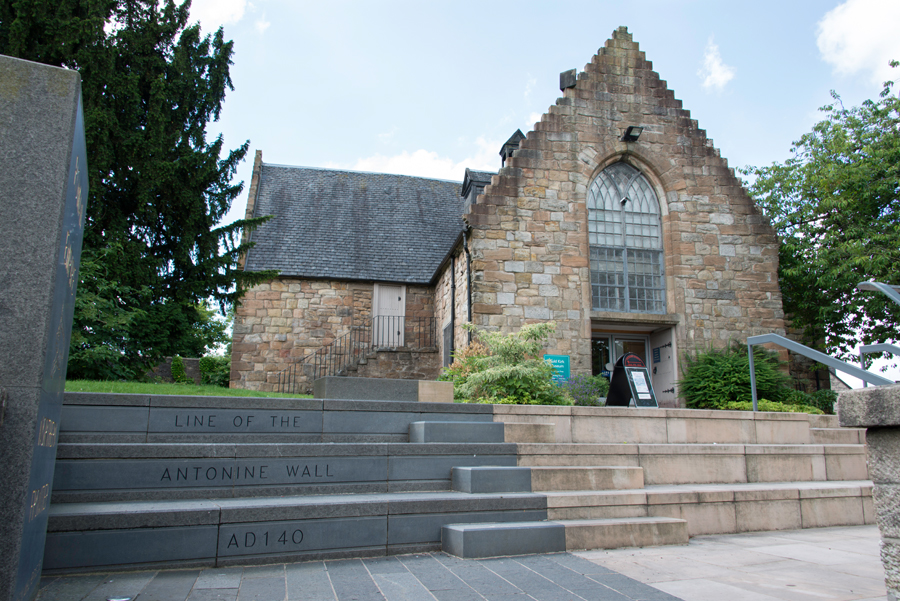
622, 126, 643, 142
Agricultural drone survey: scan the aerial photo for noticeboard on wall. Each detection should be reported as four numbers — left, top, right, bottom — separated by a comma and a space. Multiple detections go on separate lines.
544, 354, 570, 384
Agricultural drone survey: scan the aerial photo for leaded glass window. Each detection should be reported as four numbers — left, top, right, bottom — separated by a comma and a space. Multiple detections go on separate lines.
588, 163, 665, 313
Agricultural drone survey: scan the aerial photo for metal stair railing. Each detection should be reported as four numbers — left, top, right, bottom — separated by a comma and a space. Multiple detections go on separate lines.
275, 316, 436, 394
747, 334, 894, 411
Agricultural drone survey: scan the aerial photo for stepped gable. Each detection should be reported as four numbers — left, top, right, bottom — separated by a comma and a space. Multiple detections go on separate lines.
244, 165, 466, 284
466, 26, 783, 361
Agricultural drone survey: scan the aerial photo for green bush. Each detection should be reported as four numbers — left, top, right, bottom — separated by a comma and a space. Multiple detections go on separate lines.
721, 399, 824, 415
170, 355, 191, 384
439, 323, 572, 406
199, 355, 230, 388
562, 374, 610, 406
786, 388, 837, 415
680, 343, 792, 409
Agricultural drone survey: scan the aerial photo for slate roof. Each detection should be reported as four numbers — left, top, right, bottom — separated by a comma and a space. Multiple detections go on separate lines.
243, 164, 466, 284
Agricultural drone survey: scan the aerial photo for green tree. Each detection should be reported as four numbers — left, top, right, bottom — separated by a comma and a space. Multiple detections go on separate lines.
743, 67, 900, 362
1, 0, 274, 379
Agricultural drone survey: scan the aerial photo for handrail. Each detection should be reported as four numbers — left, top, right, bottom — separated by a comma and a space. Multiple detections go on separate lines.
275, 316, 436, 394
857, 281, 900, 308
859, 344, 900, 388
746, 333, 894, 411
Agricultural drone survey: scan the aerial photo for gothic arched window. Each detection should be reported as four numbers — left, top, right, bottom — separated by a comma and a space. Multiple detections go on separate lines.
588, 162, 665, 314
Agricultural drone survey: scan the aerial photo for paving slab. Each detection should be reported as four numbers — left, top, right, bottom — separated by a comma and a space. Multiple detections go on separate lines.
34, 527, 886, 601
576, 525, 886, 601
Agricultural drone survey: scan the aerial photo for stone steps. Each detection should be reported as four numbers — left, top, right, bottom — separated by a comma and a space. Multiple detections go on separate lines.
514, 442, 868, 484
441, 517, 688, 558
45, 391, 873, 572
543, 480, 873, 536
43, 491, 549, 572
51, 441, 518, 503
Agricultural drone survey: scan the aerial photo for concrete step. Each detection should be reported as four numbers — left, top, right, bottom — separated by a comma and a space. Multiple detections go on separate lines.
514, 442, 869, 484
450, 466, 643, 494
441, 517, 688, 558
409, 421, 504, 443
544, 480, 874, 536
809, 414, 840, 428
44, 490, 549, 573
501, 422, 555, 443
531, 466, 644, 491
810, 427, 865, 444
60, 394, 492, 444
452, 467, 532, 493
51, 442, 518, 502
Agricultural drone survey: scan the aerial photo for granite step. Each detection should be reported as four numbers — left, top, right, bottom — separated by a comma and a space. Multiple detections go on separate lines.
43, 490, 549, 573
409, 421, 504, 443
543, 480, 874, 536
450, 466, 644, 493
441, 516, 688, 558
50, 441, 518, 502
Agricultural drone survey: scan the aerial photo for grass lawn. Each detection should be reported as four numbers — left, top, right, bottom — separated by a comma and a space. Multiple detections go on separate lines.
65, 380, 312, 398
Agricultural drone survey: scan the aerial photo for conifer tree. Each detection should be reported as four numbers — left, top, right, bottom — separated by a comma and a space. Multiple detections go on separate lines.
0, 0, 274, 378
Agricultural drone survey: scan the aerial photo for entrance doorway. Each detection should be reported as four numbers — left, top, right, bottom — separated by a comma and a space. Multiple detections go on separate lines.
592, 335, 649, 380
592, 326, 677, 407
373, 283, 405, 347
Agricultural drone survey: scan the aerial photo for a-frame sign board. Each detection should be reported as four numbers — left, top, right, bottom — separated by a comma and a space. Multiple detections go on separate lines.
604, 352, 659, 408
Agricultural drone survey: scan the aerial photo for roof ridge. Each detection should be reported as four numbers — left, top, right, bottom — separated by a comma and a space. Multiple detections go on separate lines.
261, 162, 464, 185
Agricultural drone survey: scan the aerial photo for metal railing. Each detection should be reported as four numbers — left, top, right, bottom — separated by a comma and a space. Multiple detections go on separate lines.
275, 316, 436, 394
747, 333, 894, 411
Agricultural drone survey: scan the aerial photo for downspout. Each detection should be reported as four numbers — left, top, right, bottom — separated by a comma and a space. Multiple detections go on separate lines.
450, 254, 456, 360
463, 230, 473, 343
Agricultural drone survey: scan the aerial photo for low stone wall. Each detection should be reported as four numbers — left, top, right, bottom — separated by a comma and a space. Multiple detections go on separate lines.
353, 349, 441, 381
151, 357, 201, 385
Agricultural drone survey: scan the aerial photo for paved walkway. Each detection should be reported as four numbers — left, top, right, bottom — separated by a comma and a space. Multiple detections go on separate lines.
577, 525, 886, 601
36, 526, 885, 601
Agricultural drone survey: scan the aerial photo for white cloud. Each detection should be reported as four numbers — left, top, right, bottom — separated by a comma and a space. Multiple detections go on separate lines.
524, 74, 538, 99
528, 112, 544, 128
329, 137, 503, 181
254, 14, 271, 34
817, 0, 900, 85
190, 0, 247, 31
698, 37, 735, 92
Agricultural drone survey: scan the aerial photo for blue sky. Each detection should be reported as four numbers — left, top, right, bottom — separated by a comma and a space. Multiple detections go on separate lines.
190, 0, 900, 382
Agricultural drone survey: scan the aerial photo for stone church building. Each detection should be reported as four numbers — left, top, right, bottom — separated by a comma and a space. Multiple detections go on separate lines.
230, 27, 787, 407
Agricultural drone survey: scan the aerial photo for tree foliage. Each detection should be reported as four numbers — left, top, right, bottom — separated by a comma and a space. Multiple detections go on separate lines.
0, 0, 274, 379
743, 67, 900, 362
439, 323, 572, 405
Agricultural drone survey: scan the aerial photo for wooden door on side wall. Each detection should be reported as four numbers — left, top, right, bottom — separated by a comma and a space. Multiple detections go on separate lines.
373, 283, 405, 347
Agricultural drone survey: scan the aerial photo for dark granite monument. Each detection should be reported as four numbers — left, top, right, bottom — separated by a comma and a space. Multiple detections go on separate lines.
0, 55, 88, 601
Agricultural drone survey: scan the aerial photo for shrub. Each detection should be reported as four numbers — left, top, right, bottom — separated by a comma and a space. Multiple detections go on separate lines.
721, 399, 824, 414
170, 355, 191, 384
680, 343, 793, 409
199, 355, 230, 387
439, 323, 571, 405
562, 374, 610, 406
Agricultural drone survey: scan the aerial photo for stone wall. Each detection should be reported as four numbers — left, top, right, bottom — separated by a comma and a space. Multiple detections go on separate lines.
231, 278, 436, 391
434, 243, 471, 366
352, 349, 442, 381
151, 357, 201, 385
464, 27, 785, 388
